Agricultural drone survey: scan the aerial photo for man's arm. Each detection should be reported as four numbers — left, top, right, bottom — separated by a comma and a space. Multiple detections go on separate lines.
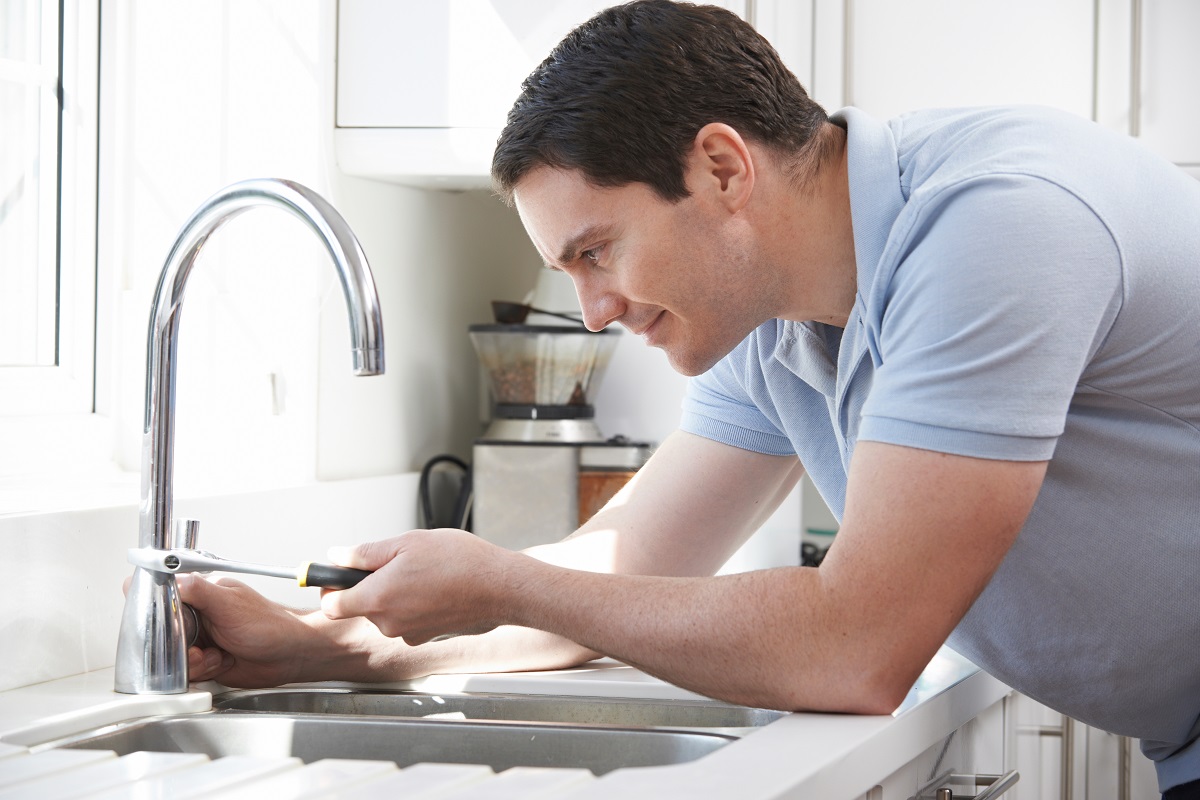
323, 436, 1045, 712
182, 430, 801, 685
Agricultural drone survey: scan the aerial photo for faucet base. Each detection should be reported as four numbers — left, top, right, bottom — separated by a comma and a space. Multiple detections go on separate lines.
114, 568, 189, 694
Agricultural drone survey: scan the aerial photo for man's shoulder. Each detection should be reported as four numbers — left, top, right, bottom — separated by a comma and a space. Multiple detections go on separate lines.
890, 105, 1110, 196
892, 104, 1088, 152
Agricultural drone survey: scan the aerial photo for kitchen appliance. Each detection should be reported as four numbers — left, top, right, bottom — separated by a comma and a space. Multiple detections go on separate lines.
470, 323, 652, 550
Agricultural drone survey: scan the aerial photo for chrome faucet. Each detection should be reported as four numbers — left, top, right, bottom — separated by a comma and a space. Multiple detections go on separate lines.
115, 179, 385, 694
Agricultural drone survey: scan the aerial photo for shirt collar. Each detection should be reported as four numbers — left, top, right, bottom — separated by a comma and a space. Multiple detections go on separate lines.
775, 108, 905, 388
830, 107, 907, 299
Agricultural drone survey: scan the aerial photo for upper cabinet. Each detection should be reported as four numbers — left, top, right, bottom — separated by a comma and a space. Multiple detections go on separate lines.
831, 0, 1096, 121
335, 0, 1197, 188
1096, 0, 1200, 176
763, 0, 1198, 179
333, 0, 746, 189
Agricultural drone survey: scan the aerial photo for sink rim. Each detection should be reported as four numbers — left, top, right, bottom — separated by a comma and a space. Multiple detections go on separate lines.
210, 686, 787, 735
37, 708, 743, 775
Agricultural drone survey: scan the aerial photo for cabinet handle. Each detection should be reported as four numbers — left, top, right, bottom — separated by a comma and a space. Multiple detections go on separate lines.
842, 0, 855, 107
1017, 715, 1073, 800
922, 771, 1020, 800
1061, 716, 1074, 800
970, 771, 1021, 800
1130, 0, 1143, 137
1119, 735, 1132, 800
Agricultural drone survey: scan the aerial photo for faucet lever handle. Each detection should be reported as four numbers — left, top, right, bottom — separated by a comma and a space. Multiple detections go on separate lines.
173, 518, 200, 550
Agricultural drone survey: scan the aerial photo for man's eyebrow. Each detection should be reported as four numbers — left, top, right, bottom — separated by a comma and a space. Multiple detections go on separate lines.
554, 223, 616, 268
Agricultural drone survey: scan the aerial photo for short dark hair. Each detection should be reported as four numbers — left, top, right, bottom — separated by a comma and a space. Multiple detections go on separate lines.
491, 0, 829, 204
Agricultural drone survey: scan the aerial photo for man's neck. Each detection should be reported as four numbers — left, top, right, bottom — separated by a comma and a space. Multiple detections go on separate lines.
759, 125, 858, 327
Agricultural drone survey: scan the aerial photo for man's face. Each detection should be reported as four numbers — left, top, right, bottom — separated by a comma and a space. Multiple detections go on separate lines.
513, 166, 771, 377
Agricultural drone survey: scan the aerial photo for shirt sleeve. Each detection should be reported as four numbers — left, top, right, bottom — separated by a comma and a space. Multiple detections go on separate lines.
858, 172, 1124, 461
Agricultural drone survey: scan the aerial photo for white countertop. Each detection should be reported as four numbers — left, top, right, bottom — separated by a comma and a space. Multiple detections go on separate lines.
0, 649, 1010, 799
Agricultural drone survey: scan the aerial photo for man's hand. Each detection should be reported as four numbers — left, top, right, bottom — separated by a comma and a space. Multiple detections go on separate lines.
174, 574, 319, 686
320, 529, 519, 644
134, 573, 396, 688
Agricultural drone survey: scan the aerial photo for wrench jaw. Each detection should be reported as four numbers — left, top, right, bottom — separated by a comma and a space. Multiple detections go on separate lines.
127, 546, 217, 576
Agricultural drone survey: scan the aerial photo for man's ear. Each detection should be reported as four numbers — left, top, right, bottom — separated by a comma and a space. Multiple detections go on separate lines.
687, 123, 755, 213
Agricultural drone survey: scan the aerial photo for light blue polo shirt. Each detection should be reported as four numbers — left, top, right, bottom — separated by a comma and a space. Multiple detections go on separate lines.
681, 105, 1200, 790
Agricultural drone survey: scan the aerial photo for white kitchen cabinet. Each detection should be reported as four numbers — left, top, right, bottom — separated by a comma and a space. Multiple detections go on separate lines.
855, 692, 1161, 800
1096, 0, 1200, 175
797, 0, 1097, 120
751, 0, 815, 90
334, 0, 746, 189
334, 0, 611, 189
1083, 723, 1161, 800
1007, 692, 1073, 800
335, 0, 1197, 187
858, 698, 1009, 800
1006, 693, 1159, 800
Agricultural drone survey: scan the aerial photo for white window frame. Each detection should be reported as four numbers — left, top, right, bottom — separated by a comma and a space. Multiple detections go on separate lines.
0, 0, 99, 416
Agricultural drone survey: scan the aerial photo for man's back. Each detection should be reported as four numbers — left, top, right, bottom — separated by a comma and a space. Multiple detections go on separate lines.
683, 105, 1200, 785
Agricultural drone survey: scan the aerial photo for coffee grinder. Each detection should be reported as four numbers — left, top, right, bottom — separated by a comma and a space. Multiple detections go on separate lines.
469, 322, 652, 550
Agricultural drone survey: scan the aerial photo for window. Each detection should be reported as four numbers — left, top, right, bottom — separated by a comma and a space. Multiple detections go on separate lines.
0, 0, 98, 415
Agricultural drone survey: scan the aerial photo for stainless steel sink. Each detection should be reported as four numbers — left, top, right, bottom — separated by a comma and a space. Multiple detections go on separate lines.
213, 688, 785, 733
51, 711, 735, 774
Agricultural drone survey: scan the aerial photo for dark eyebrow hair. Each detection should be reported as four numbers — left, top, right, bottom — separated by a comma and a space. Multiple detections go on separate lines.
555, 223, 617, 268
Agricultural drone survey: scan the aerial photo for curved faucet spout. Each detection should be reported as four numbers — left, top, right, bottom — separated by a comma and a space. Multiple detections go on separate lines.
116, 178, 385, 694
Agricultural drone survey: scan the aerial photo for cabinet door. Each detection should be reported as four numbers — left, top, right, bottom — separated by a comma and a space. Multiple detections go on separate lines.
1084, 725, 1161, 800
336, 0, 616, 129
337, 0, 748, 130
1007, 693, 1072, 800
1097, 0, 1200, 171
808, 0, 1095, 121
862, 700, 1007, 800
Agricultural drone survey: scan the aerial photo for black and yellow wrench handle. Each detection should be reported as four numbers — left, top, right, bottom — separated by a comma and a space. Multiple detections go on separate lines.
298, 562, 373, 590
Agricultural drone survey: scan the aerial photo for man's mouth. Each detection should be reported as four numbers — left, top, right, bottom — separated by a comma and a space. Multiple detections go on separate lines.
637, 311, 666, 345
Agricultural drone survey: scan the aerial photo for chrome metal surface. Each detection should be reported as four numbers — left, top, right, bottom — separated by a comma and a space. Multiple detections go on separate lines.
213, 689, 784, 733
1119, 734, 1132, 800
1130, 0, 1142, 138
53, 712, 734, 775
971, 770, 1020, 800
480, 416, 606, 444
918, 771, 1019, 800
115, 179, 384, 695
175, 519, 199, 549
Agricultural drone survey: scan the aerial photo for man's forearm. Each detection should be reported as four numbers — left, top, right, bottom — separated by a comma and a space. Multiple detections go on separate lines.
489, 555, 901, 713
305, 609, 599, 683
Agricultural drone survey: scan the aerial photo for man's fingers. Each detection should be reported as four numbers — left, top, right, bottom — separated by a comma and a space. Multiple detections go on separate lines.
174, 573, 215, 611
175, 573, 246, 614
187, 645, 234, 682
327, 535, 408, 571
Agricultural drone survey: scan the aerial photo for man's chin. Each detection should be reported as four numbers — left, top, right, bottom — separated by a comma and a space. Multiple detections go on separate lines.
662, 346, 720, 378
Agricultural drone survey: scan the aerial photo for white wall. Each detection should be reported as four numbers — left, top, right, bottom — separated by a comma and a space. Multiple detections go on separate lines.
97, 0, 546, 494
0, 475, 420, 693
86, 0, 785, 498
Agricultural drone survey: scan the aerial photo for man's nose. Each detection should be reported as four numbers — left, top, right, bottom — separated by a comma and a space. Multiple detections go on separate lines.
572, 277, 624, 332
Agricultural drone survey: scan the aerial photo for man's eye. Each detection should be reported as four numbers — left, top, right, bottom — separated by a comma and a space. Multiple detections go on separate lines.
582, 247, 603, 265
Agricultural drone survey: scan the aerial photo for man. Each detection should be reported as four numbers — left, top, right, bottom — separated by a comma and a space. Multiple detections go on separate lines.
178, 1, 1200, 795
